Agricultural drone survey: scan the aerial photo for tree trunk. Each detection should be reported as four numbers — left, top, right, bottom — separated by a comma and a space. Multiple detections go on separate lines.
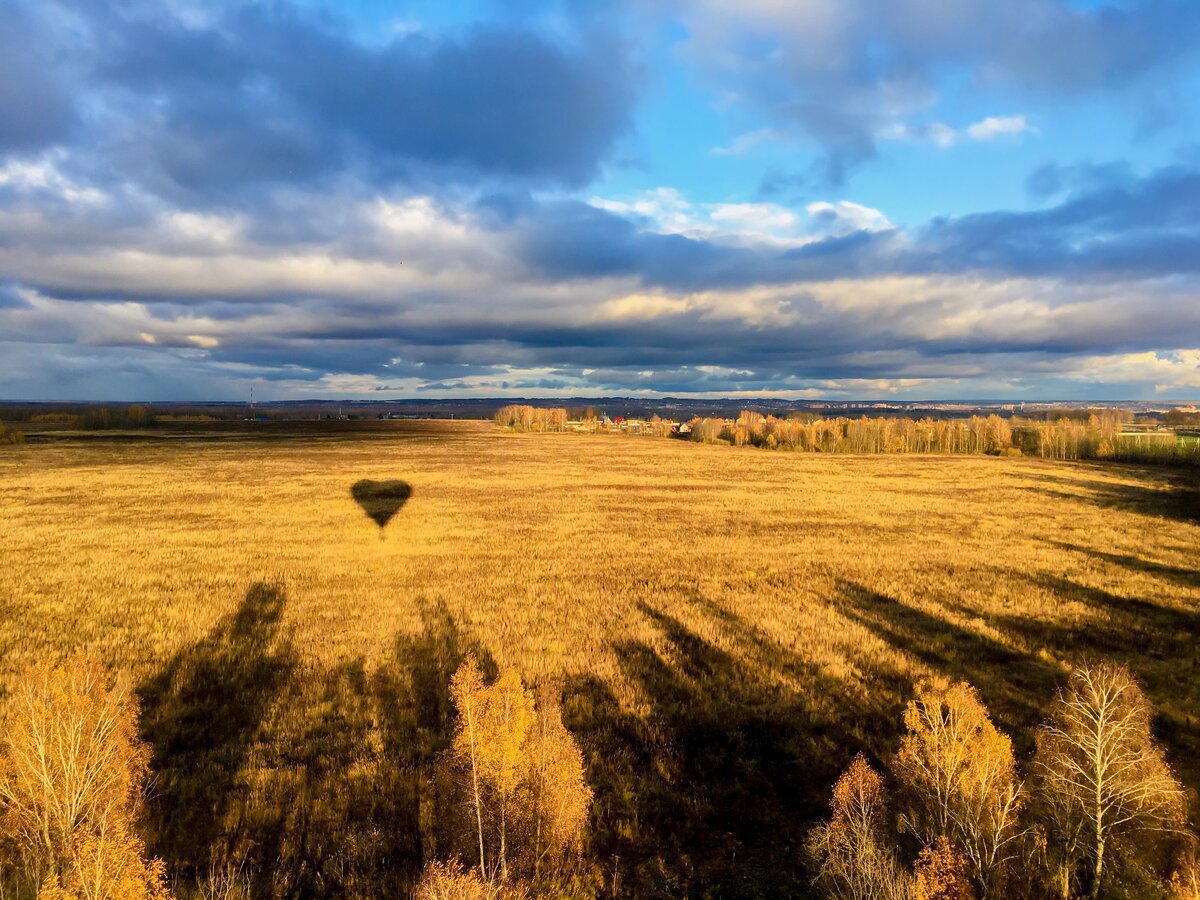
1090, 838, 1104, 900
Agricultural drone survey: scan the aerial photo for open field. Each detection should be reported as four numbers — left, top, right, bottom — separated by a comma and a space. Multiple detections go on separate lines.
1, 421, 1198, 897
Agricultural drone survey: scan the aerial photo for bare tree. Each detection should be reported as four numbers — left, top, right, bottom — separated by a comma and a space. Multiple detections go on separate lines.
1034, 662, 1186, 899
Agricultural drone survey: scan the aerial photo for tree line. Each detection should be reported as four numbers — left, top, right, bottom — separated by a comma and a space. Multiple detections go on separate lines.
493, 406, 570, 433
808, 665, 1198, 899
0, 656, 592, 900
687, 411, 1149, 462
494, 405, 1200, 465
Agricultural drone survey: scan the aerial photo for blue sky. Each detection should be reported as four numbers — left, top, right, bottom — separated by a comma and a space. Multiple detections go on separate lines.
2, 0, 1199, 401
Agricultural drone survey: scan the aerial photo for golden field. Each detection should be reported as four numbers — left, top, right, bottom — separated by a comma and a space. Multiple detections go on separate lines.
0, 420, 1197, 897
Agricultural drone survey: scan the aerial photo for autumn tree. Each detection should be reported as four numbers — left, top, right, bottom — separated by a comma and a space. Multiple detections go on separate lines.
894, 680, 1023, 897
808, 754, 913, 900
446, 656, 591, 888
523, 687, 592, 881
1170, 839, 1200, 900
35, 824, 171, 900
0, 657, 169, 899
1034, 662, 1186, 899
913, 837, 975, 900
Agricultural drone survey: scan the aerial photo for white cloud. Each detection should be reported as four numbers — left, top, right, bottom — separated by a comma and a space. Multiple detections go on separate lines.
1065, 350, 1200, 390
966, 115, 1031, 141
589, 190, 811, 245
806, 200, 893, 235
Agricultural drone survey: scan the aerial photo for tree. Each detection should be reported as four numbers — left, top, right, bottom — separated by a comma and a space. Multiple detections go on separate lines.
0, 657, 169, 898
446, 657, 591, 887
807, 754, 913, 900
913, 837, 975, 900
1170, 840, 1200, 899
894, 680, 1024, 897
524, 688, 592, 881
1034, 663, 1186, 899
36, 825, 171, 900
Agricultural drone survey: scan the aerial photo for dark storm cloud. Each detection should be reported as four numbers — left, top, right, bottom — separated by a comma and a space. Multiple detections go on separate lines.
11, 0, 637, 199
512, 200, 901, 289
0, 2, 78, 152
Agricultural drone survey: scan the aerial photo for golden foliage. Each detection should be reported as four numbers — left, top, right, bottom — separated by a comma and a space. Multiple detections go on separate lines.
808, 754, 913, 900
414, 859, 531, 900
914, 837, 976, 900
524, 688, 593, 879
0, 657, 151, 883
1171, 847, 1200, 900
1035, 662, 1187, 899
447, 656, 591, 886
895, 680, 1023, 895
36, 825, 171, 900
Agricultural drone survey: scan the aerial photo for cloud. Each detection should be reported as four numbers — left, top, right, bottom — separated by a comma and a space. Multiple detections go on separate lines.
965, 115, 1031, 141
7, 0, 639, 200
711, 128, 782, 156
1, 0, 1199, 401
806, 201, 894, 236
674, 0, 1200, 182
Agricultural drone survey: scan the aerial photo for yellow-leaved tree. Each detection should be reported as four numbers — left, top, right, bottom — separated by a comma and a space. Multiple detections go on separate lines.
0, 656, 171, 899
806, 754, 913, 900
442, 655, 592, 890
913, 836, 975, 900
894, 680, 1024, 897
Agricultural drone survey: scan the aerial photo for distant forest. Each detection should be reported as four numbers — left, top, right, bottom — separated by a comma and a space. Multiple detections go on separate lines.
494, 405, 1200, 466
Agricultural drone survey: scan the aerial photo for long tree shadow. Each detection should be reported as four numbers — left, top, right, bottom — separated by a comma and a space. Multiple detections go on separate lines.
139, 581, 298, 878
832, 581, 1066, 748
981, 573, 1200, 801
1020, 467, 1200, 526
370, 599, 500, 881
1046, 540, 1200, 590
564, 597, 897, 899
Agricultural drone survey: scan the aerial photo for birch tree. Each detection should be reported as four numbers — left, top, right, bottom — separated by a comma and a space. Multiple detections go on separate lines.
894, 680, 1024, 897
1034, 663, 1186, 899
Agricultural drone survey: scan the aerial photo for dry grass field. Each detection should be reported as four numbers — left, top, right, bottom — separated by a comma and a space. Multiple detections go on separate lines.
1, 420, 1198, 897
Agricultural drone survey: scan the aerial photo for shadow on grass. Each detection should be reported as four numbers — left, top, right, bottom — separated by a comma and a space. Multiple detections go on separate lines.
564, 597, 898, 899
1047, 540, 1200, 590
833, 581, 1062, 740
1020, 467, 1200, 525
140, 589, 495, 897
351, 479, 413, 528
139, 581, 298, 877
985, 573, 1200, 799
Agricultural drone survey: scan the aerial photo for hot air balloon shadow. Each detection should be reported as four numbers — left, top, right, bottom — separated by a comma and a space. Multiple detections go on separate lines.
351, 479, 413, 530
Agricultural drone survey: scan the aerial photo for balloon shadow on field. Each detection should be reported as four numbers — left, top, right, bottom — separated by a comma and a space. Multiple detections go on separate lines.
351, 479, 413, 528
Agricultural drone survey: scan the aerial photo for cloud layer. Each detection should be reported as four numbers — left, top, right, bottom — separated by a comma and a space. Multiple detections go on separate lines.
1, 0, 1199, 400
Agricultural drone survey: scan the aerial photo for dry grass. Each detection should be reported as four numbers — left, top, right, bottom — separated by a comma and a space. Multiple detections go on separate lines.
1, 421, 1197, 897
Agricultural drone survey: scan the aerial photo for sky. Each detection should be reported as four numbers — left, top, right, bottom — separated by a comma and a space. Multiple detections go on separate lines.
2, 0, 1200, 402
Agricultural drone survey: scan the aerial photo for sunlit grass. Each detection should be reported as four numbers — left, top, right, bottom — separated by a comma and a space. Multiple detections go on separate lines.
1, 422, 1197, 895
